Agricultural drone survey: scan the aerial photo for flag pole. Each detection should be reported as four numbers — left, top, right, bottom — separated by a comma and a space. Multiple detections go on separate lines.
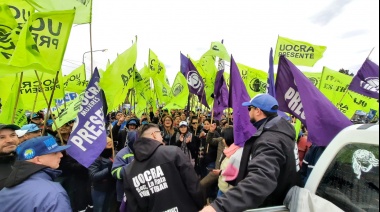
30, 72, 44, 122
89, 23, 94, 75
34, 70, 64, 144
11, 73, 23, 124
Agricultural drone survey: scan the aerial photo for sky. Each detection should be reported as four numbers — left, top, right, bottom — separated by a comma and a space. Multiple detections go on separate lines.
62, 0, 379, 85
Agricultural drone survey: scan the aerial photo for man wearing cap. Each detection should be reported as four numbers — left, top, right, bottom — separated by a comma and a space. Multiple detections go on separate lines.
30, 112, 44, 127
112, 118, 139, 151
16, 123, 42, 144
0, 123, 20, 190
0, 136, 72, 211
123, 123, 204, 212
201, 94, 300, 212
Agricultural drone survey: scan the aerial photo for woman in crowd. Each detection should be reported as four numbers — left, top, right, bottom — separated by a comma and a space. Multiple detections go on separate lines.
161, 116, 176, 145
199, 119, 220, 178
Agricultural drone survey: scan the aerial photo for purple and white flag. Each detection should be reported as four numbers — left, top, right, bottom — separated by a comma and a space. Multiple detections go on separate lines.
212, 59, 229, 120
67, 68, 107, 167
180, 53, 209, 108
348, 59, 379, 99
275, 56, 352, 147
229, 56, 256, 147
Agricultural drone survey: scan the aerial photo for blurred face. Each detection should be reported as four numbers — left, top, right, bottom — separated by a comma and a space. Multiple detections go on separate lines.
128, 124, 137, 131
0, 129, 18, 154
191, 119, 199, 129
36, 152, 63, 169
164, 118, 172, 127
126, 115, 131, 121
203, 121, 210, 130
115, 113, 122, 120
179, 125, 187, 134
180, 114, 186, 121
248, 106, 261, 123
106, 137, 113, 149
150, 127, 163, 143
31, 118, 43, 125
24, 130, 42, 140
59, 123, 72, 134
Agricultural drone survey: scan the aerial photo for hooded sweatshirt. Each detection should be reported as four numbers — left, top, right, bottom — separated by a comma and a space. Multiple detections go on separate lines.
123, 137, 204, 212
0, 161, 72, 212
0, 153, 16, 190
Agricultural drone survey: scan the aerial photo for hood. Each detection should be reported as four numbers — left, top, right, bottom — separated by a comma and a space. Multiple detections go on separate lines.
254, 116, 296, 141
4, 160, 48, 188
133, 137, 163, 162
0, 153, 16, 164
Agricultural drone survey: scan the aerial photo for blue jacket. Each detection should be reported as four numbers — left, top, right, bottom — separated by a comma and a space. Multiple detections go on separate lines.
111, 145, 134, 202
0, 161, 72, 212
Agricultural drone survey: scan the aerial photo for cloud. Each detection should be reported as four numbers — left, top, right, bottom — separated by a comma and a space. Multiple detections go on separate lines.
340, 29, 369, 39
310, 0, 352, 26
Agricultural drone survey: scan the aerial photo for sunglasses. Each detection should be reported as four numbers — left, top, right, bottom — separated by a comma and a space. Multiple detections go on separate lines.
192, 122, 198, 125
248, 106, 257, 111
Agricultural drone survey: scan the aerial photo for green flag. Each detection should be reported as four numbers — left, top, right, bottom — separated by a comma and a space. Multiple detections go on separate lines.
195, 55, 217, 106
0, 75, 16, 104
64, 64, 88, 93
149, 49, 171, 104
25, 0, 92, 24
0, 0, 34, 24
319, 67, 378, 118
2, 10, 75, 75
274, 36, 326, 67
165, 72, 189, 110
100, 42, 137, 112
0, 75, 27, 126
202, 41, 230, 61
52, 92, 83, 130
237, 63, 268, 98
303, 72, 322, 88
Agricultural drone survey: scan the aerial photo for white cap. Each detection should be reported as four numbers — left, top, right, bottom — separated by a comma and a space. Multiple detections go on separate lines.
179, 121, 188, 127
15, 130, 28, 138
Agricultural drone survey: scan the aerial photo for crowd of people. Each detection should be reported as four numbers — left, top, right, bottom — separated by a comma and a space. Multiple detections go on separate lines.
0, 94, 307, 212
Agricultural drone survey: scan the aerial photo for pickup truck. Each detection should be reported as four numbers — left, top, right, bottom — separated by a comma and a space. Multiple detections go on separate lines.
247, 124, 379, 211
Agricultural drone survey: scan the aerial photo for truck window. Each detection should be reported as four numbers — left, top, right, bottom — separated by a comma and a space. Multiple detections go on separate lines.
316, 143, 379, 212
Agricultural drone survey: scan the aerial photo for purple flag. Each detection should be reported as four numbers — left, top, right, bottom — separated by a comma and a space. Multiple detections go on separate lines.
212, 59, 229, 120
275, 56, 352, 146
229, 56, 256, 147
180, 53, 209, 108
267, 48, 276, 98
348, 59, 379, 99
67, 68, 107, 167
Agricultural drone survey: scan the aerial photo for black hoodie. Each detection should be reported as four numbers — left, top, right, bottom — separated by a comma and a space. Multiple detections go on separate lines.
123, 137, 204, 212
0, 153, 16, 190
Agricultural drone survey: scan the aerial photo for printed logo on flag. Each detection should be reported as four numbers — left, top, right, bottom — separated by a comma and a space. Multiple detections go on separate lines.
249, 78, 267, 93
187, 70, 203, 93
360, 77, 379, 93
172, 83, 184, 97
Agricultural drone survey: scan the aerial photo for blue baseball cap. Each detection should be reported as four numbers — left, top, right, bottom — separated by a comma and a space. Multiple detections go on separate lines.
242, 94, 278, 113
16, 136, 71, 160
20, 124, 41, 133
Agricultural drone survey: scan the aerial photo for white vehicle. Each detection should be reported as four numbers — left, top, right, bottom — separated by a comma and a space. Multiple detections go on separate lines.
247, 124, 379, 211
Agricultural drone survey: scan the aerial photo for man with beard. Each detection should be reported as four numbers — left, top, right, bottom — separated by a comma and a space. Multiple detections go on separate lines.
0, 124, 20, 190
201, 94, 300, 212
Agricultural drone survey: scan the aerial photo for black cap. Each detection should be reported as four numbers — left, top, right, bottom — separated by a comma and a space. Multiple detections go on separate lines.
0, 124, 20, 131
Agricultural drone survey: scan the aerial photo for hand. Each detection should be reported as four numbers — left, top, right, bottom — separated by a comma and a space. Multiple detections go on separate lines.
149, 107, 153, 112
210, 169, 221, 176
179, 134, 184, 142
185, 135, 192, 143
209, 123, 216, 133
118, 115, 126, 125
200, 205, 216, 212
200, 131, 206, 138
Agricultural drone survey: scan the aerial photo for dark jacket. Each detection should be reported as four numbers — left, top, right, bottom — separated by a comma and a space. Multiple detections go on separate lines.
88, 149, 116, 192
211, 116, 301, 211
112, 123, 128, 151
0, 153, 15, 190
0, 161, 71, 211
123, 137, 204, 212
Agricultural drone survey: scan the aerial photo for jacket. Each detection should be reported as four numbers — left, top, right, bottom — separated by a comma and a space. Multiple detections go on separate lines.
123, 137, 204, 212
211, 116, 301, 211
0, 160, 72, 211
0, 153, 15, 190
88, 149, 116, 192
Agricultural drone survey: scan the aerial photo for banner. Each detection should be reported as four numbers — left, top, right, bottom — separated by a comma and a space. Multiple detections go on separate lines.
1, 0, 34, 24
180, 53, 209, 108
2, 9, 75, 75
229, 56, 256, 147
100, 42, 137, 112
195, 55, 217, 106
202, 41, 230, 61
63, 64, 88, 93
52, 93, 83, 130
67, 68, 107, 168
319, 66, 378, 118
25, 0, 92, 24
165, 72, 189, 110
275, 56, 352, 146
348, 59, 379, 99
274, 36, 327, 67
237, 63, 268, 98
303, 72, 321, 88
212, 59, 229, 120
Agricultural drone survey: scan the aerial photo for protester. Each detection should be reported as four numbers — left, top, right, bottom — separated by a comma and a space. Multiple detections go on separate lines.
16, 123, 42, 143
123, 123, 204, 212
88, 137, 117, 212
189, 116, 202, 137
199, 119, 220, 179
161, 116, 176, 145
0, 124, 20, 190
29, 112, 44, 127
201, 94, 301, 211
0, 136, 71, 211
113, 118, 139, 151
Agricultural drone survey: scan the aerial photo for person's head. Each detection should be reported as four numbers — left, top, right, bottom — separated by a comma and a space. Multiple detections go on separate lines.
221, 127, 234, 147
203, 119, 211, 131
242, 94, 278, 123
17, 124, 42, 143
125, 115, 131, 121
115, 112, 123, 120
174, 112, 179, 117
199, 114, 206, 123
180, 113, 187, 121
163, 109, 169, 115
138, 123, 163, 143
178, 121, 189, 134
16, 136, 70, 169
126, 119, 138, 131
162, 116, 173, 128
106, 137, 113, 149
189, 111, 195, 117
30, 113, 44, 125
59, 120, 74, 135
190, 116, 199, 129
0, 124, 20, 154
141, 118, 149, 126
